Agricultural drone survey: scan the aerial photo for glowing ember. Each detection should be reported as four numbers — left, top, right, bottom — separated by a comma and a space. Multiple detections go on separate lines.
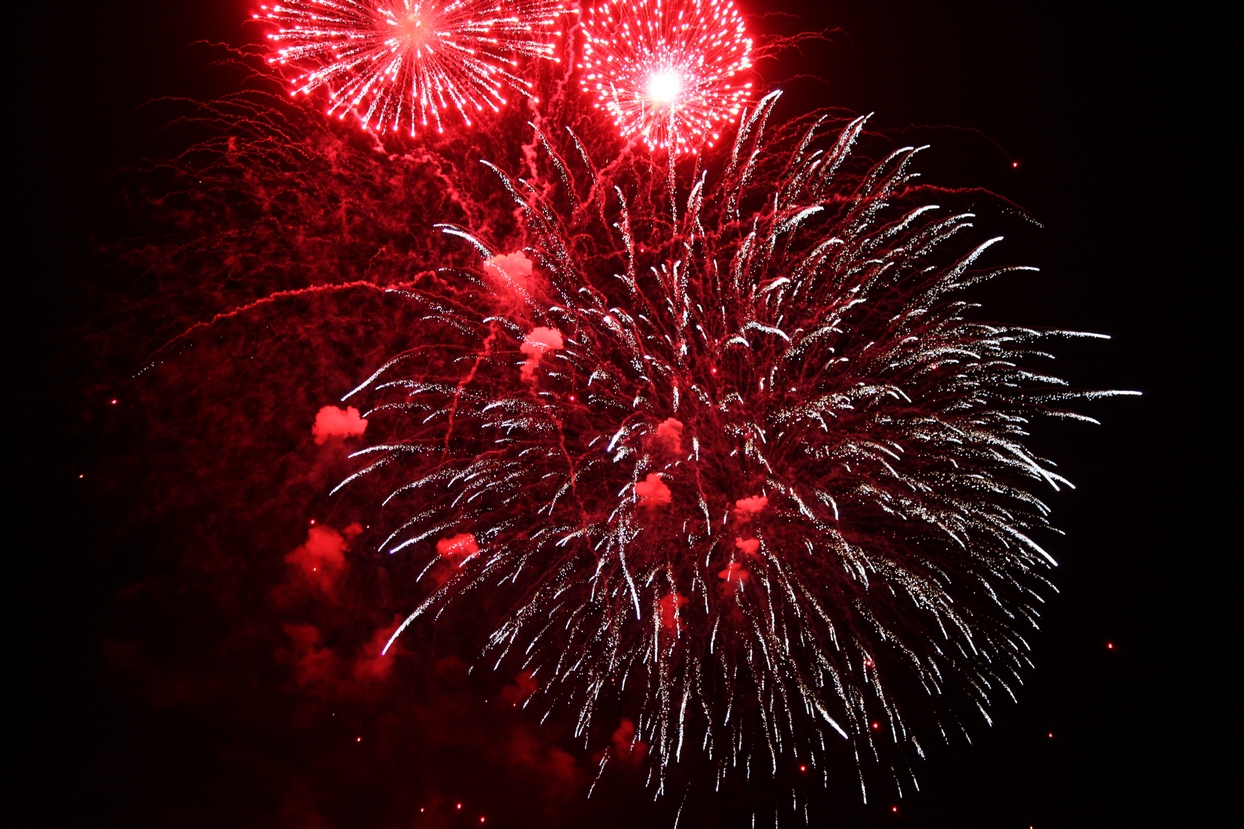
258, 0, 567, 136
578, 0, 753, 154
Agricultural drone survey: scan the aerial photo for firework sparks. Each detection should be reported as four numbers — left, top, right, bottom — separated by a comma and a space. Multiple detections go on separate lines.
578, 0, 754, 154
258, 0, 568, 135
336, 93, 1135, 802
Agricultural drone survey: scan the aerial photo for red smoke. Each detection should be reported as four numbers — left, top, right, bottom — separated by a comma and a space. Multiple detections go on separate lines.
501, 670, 539, 706
484, 251, 535, 296
717, 561, 749, 591
732, 495, 767, 522
658, 593, 689, 635
437, 532, 480, 566
610, 718, 648, 766
503, 730, 581, 796
519, 327, 564, 382
281, 622, 340, 693
312, 405, 368, 445
279, 615, 407, 694
283, 523, 363, 594
634, 473, 672, 507
654, 418, 684, 454
352, 615, 407, 682
734, 537, 760, 557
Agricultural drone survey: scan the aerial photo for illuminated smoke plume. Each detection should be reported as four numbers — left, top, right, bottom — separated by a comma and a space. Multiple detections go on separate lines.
313, 405, 369, 444
578, 0, 754, 154
336, 93, 1135, 800
258, 0, 569, 135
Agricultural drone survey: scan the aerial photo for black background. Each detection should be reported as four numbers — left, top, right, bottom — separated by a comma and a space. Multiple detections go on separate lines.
16, 1, 1232, 826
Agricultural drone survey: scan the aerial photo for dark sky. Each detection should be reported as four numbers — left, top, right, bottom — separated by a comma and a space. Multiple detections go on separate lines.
17, 2, 1230, 827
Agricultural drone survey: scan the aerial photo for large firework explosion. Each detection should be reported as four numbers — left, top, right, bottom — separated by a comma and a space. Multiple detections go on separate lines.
83, 1, 1140, 823
258, 0, 569, 135
333, 92, 1134, 801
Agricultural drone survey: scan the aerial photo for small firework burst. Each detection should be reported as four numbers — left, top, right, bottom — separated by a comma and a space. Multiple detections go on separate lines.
258, 0, 568, 136
578, 0, 753, 155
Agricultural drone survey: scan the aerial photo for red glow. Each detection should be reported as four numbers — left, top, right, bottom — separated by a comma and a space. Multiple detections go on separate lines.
283, 523, 362, 594
456, 803, 463, 810
732, 495, 768, 522
658, 592, 690, 635
312, 404, 368, 444
799, 764, 807, 773
635, 472, 673, 507
611, 717, 650, 764
871, 721, 881, 730
578, 0, 753, 154
718, 561, 749, 587
1107, 642, 1114, 649
501, 670, 539, 705
1012, 161, 1019, 168
655, 418, 685, 454
891, 805, 898, 813
437, 532, 480, 566
734, 538, 760, 557
520, 326, 565, 382
110, 398, 118, 405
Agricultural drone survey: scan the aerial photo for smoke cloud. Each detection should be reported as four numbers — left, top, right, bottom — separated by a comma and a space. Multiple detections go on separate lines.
634, 473, 672, 507
283, 523, 363, 594
519, 327, 564, 382
312, 405, 368, 445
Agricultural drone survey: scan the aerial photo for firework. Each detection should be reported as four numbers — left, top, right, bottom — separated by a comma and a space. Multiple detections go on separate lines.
578, 0, 753, 155
334, 93, 1134, 803
257, 0, 568, 136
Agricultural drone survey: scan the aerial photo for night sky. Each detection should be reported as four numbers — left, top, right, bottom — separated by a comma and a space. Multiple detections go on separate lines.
17, 2, 1231, 826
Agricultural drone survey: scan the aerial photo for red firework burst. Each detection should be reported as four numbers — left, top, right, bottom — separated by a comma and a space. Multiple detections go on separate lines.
578, 0, 754, 155
258, 0, 568, 136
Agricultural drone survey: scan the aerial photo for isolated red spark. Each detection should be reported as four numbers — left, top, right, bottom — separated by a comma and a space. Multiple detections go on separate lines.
578, 0, 753, 154
259, 0, 567, 136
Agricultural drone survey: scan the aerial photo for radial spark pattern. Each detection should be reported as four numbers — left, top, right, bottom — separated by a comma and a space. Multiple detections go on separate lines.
258, 0, 567, 135
341, 95, 1130, 798
578, 0, 753, 155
